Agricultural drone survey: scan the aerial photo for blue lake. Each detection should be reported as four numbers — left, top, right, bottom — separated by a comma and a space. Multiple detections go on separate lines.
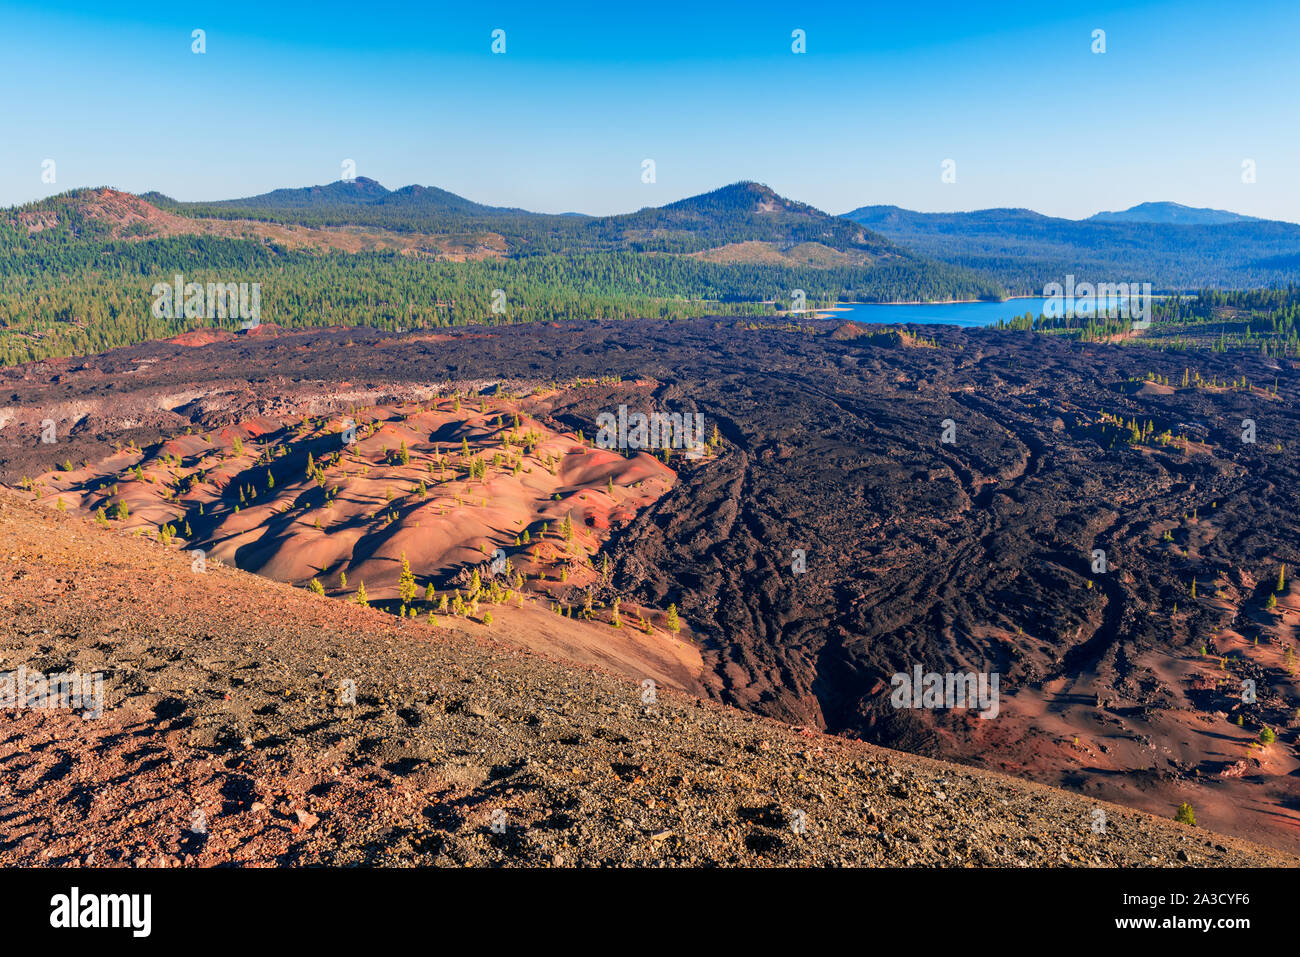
823, 298, 1053, 327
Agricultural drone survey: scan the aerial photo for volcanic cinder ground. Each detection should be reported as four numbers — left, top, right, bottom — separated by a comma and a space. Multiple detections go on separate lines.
2, 317, 1298, 854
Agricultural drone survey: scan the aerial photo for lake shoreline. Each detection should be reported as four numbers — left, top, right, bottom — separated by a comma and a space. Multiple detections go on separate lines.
827, 295, 1039, 308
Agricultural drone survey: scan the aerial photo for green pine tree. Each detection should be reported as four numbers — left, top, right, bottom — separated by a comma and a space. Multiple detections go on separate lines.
398, 552, 417, 605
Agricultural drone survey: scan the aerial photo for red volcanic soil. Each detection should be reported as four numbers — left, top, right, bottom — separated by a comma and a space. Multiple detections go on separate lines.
167, 329, 235, 348
18, 393, 706, 695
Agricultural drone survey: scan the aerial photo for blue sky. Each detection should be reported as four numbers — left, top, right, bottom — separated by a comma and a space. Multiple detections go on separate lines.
2, 0, 1298, 220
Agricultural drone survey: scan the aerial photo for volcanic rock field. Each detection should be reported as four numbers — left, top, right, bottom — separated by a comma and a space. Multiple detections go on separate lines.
3, 317, 1298, 852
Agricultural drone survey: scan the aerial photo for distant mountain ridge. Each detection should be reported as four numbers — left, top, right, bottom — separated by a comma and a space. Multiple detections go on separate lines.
1087, 201, 1261, 225
153, 177, 828, 221
143, 176, 531, 218
842, 203, 1300, 292
13, 180, 995, 287
16, 180, 1299, 296
143, 179, 971, 269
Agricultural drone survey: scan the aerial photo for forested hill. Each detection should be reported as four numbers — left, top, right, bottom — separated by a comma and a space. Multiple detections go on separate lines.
149, 179, 915, 259
143, 178, 586, 254
0, 182, 1003, 366
843, 204, 1300, 293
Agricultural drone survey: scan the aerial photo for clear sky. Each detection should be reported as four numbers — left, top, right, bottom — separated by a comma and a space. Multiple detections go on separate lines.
2, 0, 1297, 221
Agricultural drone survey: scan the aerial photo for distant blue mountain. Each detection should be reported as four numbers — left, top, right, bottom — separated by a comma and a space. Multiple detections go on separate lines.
841, 203, 1300, 292
1086, 202, 1260, 225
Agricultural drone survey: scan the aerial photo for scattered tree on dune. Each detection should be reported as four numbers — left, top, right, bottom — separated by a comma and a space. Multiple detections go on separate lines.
398, 552, 417, 605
